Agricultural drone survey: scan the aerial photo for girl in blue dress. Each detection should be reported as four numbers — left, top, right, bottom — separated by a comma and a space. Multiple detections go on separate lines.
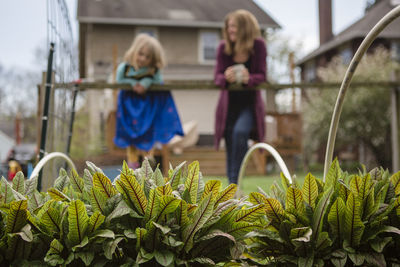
114, 34, 184, 169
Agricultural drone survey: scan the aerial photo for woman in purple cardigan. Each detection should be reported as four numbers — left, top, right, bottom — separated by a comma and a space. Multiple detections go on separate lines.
214, 9, 266, 184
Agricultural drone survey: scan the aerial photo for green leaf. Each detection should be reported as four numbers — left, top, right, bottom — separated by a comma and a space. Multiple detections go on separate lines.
168, 161, 186, 190
44, 239, 64, 266
12, 172, 25, 194
136, 227, 147, 250
302, 173, 318, 209
106, 199, 140, 224
69, 169, 85, 194
286, 186, 305, 212
264, 198, 284, 223
315, 231, 332, 252
235, 204, 265, 222
281, 172, 291, 190
156, 183, 173, 197
182, 194, 215, 252
325, 158, 341, 189
144, 188, 158, 222
184, 160, 200, 204
152, 168, 165, 187
88, 211, 105, 234
68, 199, 89, 245
349, 175, 363, 197
76, 251, 95, 266
290, 227, 312, 242
358, 174, 372, 202
154, 250, 174, 266
363, 187, 375, 220
6, 200, 28, 233
344, 193, 365, 248
24, 175, 38, 196
140, 158, 154, 180
155, 195, 180, 223
215, 184, 237, 207
82, 169, 93, 189
115, 172, 147, 215
228, 221, 262, 240
47, 187, 71, 202
103, 237, 124, 260
176, 200, 190, 227
348, 253, 365, 266
328, 197, 345, 238
249, 192, 268, 205
13, 223, 33, 242
93, 172, 116, 199
54, 168, 70, 191
197, 229, 235, 243
89, 187, 107, 214
390, 171, 400, 195
1, 177, 15, 204
339, 183, 350, 202
298, 256, 314, 267
312, 187, 333, 242
152, 222, 171, 235
202, 180, 221, 199
39, 201, 61, 234
370, 236, 392, 253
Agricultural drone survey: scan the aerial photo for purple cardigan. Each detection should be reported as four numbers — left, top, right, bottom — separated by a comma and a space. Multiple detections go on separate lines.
214, 38, 267, 149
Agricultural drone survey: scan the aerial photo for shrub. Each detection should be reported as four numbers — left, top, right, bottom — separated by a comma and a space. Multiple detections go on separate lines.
0, 160, 262, 266
245, 159, 400, 266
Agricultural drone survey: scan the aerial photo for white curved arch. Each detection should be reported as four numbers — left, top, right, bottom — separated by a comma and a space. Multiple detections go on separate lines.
237, 142, 292, 192
29, 152, 76, 179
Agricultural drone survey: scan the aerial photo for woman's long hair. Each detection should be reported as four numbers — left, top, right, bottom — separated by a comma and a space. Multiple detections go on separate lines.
223, 9, 261, 56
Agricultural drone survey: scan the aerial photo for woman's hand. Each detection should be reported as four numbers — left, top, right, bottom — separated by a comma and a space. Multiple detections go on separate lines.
224, 66, 236, 83
242, 68, 250, 84
133, 84, 146, 95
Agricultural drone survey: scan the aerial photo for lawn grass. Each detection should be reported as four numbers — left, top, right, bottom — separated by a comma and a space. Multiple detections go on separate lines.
205, 171, 324, 196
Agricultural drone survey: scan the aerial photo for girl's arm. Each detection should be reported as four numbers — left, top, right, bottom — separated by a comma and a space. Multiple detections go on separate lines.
214, 42, 227, 88
139, 69, 163, 89
246, 39, 267, 88
116, 63, 137, 87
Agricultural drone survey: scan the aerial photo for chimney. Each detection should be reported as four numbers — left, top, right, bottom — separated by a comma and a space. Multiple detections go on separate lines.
319, 0, 333, 45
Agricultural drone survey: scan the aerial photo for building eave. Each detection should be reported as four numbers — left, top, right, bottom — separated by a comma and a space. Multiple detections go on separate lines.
77, 16, 279, 30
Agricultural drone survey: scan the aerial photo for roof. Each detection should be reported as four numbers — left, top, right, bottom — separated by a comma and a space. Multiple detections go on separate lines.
297, 0, 400, 65
77, 0, 280, 29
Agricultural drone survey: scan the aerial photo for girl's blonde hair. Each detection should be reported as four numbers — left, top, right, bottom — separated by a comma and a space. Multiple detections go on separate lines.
123, 33, 166, 69
223, 9, 261, 55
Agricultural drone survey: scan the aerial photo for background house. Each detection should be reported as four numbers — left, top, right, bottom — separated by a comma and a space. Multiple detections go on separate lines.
298, 0, 400, 82
77, 0, 280, 149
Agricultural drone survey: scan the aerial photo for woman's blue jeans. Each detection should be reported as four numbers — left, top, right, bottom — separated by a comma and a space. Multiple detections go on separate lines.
224, 106, 254, 184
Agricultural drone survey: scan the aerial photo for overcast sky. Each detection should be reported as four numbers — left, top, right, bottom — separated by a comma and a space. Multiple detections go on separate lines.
0, 0, 366, 72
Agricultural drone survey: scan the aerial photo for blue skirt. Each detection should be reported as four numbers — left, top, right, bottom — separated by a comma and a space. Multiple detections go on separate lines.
114, 90, 184, 151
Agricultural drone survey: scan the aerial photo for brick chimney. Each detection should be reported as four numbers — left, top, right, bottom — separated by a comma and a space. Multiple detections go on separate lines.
319, 0, 333, 45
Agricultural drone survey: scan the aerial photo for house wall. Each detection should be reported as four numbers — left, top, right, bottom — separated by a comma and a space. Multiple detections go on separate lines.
82, 23, 220, 144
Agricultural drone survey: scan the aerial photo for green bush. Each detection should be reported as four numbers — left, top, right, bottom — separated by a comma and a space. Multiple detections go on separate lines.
245, 159, 400, 266
0, 160, 262, 266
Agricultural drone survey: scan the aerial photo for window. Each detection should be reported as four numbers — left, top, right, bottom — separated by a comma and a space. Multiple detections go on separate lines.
199, 31, 219, 63
136, 27, 158, 38
340, 47, 353, 65
304, 61, 316, 82
392, 41, 400, 61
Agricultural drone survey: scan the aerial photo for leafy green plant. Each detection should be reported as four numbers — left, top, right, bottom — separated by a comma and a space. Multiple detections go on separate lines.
245, 159, 400, 266
0, 159, 262, 266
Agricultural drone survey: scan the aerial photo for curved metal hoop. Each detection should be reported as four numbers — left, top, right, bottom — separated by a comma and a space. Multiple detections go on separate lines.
29, 152, 76, 179
237, 142, 292, 192
324, 5, 400, 180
